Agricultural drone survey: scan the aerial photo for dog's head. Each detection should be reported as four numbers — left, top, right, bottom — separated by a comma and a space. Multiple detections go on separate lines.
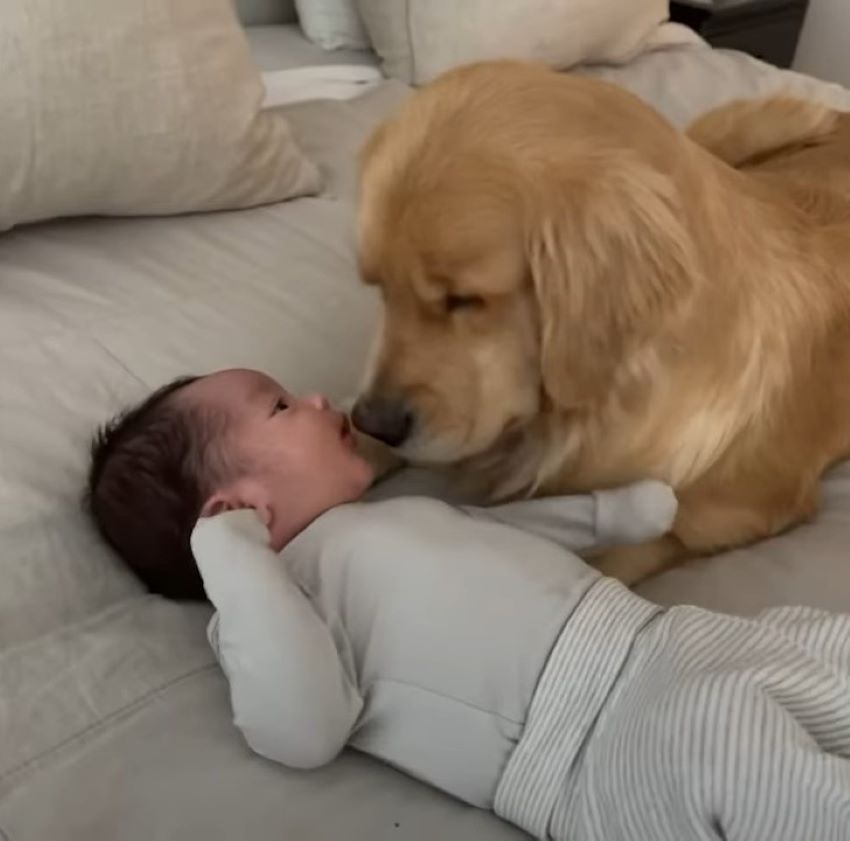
353, 62, 702, 484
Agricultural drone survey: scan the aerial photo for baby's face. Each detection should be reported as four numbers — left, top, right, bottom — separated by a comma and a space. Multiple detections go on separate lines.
183, 369, 374, 548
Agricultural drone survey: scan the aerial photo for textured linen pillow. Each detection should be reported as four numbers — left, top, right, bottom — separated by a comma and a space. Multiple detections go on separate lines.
295, 0, 371, 50
0, 0, 320, 231
356, 0, 669, 85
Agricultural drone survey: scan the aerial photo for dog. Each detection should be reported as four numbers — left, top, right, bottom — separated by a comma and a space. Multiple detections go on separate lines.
351, 60, 850, 585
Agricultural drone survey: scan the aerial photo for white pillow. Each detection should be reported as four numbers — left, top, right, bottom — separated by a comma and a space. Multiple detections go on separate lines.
0, 0, 321, 231
295, 0, 371, 50
356, 0, 669, 85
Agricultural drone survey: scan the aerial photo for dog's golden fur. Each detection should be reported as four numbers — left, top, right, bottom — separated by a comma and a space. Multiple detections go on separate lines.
356, 60, 850, 584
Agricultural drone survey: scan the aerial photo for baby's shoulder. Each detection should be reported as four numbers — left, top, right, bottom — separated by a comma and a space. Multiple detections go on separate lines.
322, 496, 466, 534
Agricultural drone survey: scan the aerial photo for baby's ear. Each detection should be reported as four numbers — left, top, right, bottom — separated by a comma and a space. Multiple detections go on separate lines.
200, 494, 232, 518
200, 484, 273, 528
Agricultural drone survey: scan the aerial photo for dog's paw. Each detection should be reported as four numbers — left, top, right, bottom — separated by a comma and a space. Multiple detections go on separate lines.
590, 534, 685, 587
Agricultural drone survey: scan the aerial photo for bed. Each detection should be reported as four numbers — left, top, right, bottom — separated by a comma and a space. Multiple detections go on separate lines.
1, 19, 850, 841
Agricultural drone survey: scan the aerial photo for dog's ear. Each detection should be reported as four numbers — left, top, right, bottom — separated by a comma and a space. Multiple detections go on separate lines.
525, 155, 700, 409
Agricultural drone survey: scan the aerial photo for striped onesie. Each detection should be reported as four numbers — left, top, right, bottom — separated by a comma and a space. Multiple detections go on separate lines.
192, 481, 850, 841
498, 581, 850, 840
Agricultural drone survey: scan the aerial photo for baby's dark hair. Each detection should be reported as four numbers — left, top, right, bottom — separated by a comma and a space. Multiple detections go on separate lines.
86, 375, 231, 601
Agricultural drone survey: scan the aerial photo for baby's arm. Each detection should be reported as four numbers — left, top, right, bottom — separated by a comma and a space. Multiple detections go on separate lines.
192, 509, 363, 769
462, 480, 677, 555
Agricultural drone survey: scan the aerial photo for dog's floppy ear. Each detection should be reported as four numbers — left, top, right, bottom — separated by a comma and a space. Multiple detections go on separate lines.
526, 155, 700, 409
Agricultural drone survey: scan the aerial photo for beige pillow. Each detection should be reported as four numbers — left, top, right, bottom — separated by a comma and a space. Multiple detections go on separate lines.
357, 0, 669, 85
1, 0, 320, 231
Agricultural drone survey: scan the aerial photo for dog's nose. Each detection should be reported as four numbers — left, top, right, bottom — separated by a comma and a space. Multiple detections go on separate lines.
351, 395, 413, 448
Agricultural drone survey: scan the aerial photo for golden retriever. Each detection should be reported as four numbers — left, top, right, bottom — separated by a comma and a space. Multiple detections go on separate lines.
351, 60, 850, 585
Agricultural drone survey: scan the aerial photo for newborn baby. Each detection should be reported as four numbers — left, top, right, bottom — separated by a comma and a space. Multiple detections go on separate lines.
88, 368, 850, 841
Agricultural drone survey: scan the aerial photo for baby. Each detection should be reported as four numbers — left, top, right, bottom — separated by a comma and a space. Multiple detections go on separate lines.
88, 368, 850, 841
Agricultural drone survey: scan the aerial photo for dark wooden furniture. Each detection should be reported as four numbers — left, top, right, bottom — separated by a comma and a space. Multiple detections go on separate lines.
669, 0, 810, 68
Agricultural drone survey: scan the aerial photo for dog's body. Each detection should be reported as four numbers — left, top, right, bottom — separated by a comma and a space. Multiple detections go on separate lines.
352, 61, 850, 584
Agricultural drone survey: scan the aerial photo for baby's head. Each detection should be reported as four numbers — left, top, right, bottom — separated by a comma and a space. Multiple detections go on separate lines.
87, 369, 373, 600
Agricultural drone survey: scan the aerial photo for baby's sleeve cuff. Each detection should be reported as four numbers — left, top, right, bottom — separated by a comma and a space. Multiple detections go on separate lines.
594, 480, 678, 546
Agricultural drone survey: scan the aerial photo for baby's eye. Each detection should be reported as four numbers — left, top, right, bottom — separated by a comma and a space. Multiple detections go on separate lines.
274, 398, 289, 413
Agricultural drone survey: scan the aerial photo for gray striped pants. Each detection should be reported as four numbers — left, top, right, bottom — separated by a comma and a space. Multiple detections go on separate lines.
496, 579, 850, 841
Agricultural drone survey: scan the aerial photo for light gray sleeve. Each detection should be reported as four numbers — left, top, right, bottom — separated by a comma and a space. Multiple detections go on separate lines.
191, 509, 363, 770
461, 480, 677, 553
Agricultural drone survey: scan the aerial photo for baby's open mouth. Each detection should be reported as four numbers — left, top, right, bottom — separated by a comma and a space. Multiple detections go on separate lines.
340, 414, 354, 444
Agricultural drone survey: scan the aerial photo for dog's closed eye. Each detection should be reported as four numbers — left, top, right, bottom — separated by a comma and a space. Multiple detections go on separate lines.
444, 294, 485, 314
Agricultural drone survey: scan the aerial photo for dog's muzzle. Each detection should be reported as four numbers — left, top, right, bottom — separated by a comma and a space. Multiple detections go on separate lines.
351, 394, 413, 448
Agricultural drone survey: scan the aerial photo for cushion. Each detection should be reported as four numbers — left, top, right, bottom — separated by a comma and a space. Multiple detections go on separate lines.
356, 0, 671, 85
295, 0, 371, 50
0, 0, 320, 232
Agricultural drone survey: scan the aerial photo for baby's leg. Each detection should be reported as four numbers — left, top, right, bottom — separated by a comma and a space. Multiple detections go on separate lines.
566, 607, 850, 841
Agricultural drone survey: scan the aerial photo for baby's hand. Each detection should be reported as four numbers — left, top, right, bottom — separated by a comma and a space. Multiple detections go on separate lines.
585, 481, 680, 586
586, 479, 677, 557
602, 480, 678, 544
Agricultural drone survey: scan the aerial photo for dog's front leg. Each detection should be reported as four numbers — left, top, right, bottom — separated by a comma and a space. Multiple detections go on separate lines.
587, 476, 818, 586
585, 534, 686, 586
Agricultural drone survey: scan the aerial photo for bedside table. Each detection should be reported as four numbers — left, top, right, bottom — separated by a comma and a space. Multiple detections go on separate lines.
669, 0, 810, 68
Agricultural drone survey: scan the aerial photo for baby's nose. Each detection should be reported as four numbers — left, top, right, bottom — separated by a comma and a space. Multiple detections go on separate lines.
304, 393, 330, 411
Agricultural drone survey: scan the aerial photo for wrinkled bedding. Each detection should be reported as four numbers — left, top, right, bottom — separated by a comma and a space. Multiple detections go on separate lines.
2, 25, 850, 841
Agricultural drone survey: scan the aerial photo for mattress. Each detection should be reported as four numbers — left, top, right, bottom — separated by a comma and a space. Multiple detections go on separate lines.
2, 25, 850, 841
